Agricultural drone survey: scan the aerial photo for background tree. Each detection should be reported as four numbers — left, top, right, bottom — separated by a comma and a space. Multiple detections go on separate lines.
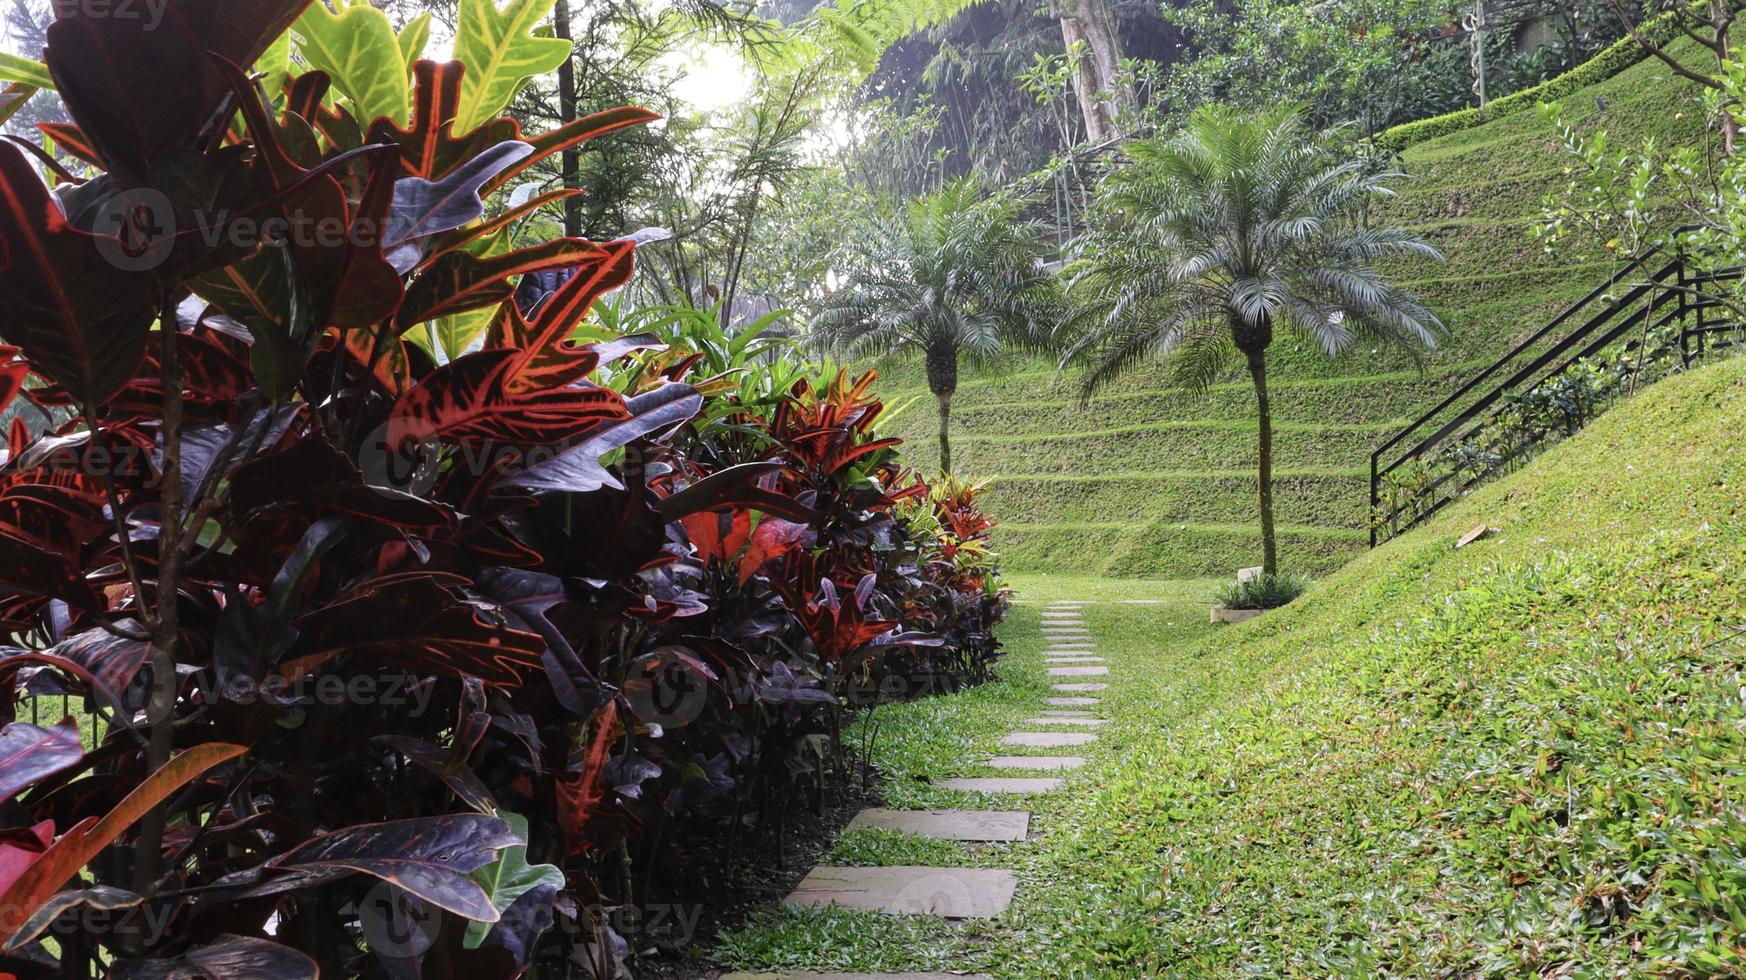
810, 181, 1058, 473
1062, 106, 1444, 575
1608, 0, 1739, 150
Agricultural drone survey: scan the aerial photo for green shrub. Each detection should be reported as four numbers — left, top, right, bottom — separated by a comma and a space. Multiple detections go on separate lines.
1374, 11, 1681, 153
1215, 572, 1310, 610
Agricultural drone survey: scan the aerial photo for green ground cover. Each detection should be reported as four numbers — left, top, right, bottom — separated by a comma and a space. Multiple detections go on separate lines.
716, 355, 1746, 976
870, 44, 1710, 578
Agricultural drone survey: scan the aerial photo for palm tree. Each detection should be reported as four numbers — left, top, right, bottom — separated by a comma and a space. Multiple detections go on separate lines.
810, 180, 1059, 474
1062, 105, 1444, 576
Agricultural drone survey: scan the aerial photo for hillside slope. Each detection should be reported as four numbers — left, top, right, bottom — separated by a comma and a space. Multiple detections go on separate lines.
717, 353, 1746, 976
873, 46, 1708, 578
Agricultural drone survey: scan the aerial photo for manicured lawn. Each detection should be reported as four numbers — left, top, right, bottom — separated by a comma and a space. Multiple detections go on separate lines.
715, 356, 1746, 976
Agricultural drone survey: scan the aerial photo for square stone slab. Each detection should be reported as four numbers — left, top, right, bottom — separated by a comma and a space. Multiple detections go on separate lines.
985, 755, 1085, 770
724, 974, 996, 980
1003, 731, 1096, 747
1052, 683, 1109, 692
1023, 717, 1106, 727
785, 866, 1017, 918
938, 777, 1063, 794
847, 809, 1030, 842
1048, 666, 1108, 677
1046, 697, 1100, 706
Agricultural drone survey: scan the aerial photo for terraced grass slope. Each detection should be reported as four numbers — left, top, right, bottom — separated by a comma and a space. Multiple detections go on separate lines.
873, 46, 1709, 578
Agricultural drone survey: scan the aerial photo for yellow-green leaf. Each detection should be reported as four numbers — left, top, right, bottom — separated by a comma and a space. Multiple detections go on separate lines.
453, 0, 572, 133
292, 0, 411, 127
0, 53, 52, 92
398, 12, 432, 75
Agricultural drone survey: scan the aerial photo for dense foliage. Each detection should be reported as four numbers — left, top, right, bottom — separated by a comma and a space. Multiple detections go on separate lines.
0, 2, 1006, 976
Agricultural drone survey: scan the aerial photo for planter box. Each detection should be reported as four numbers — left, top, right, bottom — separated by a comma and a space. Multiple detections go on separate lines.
1210, 604, 1264, 625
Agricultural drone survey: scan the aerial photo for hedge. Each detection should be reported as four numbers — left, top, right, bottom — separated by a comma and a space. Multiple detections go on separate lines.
1374, 11, 1682, 153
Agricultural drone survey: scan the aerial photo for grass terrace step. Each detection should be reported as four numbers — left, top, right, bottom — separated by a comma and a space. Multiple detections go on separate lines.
982, 472, 1368, 530
947, 421, 1393, 477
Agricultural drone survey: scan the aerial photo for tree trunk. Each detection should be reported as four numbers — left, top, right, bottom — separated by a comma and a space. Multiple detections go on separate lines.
1058, 0, 1131, 144
935, 392, 953, 475
925, 341, 958, 475
552, 0, 582, 238
1245, 348, 1278, 577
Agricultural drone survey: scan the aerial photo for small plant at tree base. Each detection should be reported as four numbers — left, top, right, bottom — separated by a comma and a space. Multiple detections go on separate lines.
1215, 572, 1309, 611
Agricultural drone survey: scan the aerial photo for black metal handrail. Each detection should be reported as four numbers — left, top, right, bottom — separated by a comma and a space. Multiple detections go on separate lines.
1370, 233, 1740, 546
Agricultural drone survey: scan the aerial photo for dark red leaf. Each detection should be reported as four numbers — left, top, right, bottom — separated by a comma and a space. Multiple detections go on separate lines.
110, 934, 318, 980
386, 347, 628, 451
556, 702, 623, 857
251, 814, 516, 921
0, 721, 83, 807
0, 143, 155, 407
396, 238, 609, 330
0, 742, 246, 944
280, 573, 546, 687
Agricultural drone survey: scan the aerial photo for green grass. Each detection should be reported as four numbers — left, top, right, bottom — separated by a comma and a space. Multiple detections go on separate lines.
714, 355, 1746, 976
868, 43, 1710, 578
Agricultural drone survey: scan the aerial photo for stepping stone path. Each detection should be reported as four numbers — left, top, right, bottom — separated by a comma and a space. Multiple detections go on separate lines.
984, 755, 1085, 770
768, 599, 1106, 977
786, 866, 1018, 918
726, 974, 995, 980
1048, 665, 1108, 677
848, 809, 1029, 841
938, 776, 1063, 793
1003, 731, 1096, 747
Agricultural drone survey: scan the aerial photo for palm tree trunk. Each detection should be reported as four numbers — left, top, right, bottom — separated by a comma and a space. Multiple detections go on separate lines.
935, 392, 953, 474
1245, 348, 1278, 576
925, 341, 958, 475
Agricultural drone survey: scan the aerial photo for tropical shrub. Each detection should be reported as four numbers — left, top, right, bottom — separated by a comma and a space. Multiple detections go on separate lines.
1213, 571, 1308, 611
0, 2, 1006, 976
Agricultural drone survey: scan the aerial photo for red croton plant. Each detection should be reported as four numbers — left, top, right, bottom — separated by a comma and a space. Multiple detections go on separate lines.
0, 1, 1007, 977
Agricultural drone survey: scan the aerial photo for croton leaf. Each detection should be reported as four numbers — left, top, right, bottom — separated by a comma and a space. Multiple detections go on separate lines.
463, 812, 562, 949
291, 0, 411, 128
0, 742, 246, 945
280, 573, 547, 687
0, 720, 83, 806
0, 347, 26, 424
452, 0, 573, 134
5, 884, 141, 952
0, 83, 34, 132
499, 383, 702, 495
372, 735, 499, 815
555, 701, 623, 858
384, 140, 534, 272
253, 814, 517, 922
385, 347, 628, 451
37, 122, 101, 170
488, 240, 637, 393
110, 934, 319, 980
367, 60, 520, 182
42, 5, 205, 184
681, 509, 751, 566
483, 106, 663, 196
396, 237, 609, 330
0, 143, 155, 407
738, 519, 812, 585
